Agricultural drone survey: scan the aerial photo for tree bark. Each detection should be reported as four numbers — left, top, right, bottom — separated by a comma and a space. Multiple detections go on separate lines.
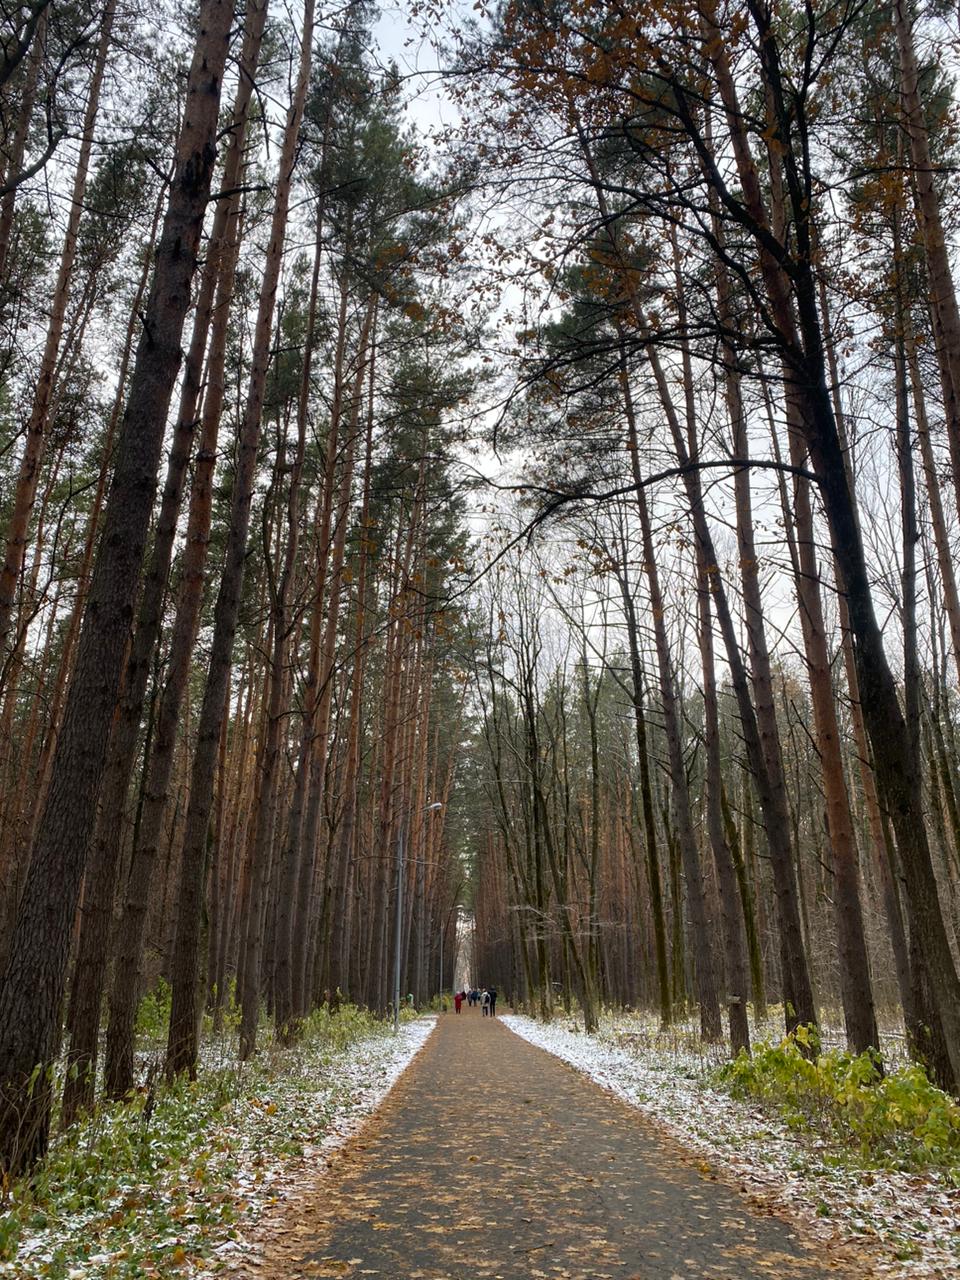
166, 1, 313, 1077
0, 0, 233, 1171
619, 360, 721, 1040
893, 0, 960, 523
60, 0, 268, 1123
98, 0, 268, 1101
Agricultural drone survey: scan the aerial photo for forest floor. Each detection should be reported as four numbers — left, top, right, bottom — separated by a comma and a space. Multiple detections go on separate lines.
236, 1008, 866, 1280
504, 1012, 960, 1279
0, 1011, 434, 1279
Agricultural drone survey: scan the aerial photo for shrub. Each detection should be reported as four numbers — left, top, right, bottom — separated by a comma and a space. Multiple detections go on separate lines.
134, 977, 172, 1043
718, 1030, 960, 1171
301, 1002, 380, 1052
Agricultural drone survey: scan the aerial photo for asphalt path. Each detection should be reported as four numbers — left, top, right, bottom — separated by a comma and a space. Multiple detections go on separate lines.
252, 1007, 857, 1279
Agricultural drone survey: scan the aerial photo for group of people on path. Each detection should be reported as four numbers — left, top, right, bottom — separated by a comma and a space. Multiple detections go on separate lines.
453, 987, 497, 1016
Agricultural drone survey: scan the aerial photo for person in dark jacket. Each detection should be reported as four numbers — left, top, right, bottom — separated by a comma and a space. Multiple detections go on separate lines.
488, 987, 498, 1017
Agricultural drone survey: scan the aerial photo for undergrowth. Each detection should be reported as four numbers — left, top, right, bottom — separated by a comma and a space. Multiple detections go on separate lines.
717, 1028, 960, 1175
0, 1000, 405, 1278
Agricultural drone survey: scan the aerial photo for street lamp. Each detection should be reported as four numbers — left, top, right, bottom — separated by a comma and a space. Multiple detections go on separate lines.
393, 801, 443, 1032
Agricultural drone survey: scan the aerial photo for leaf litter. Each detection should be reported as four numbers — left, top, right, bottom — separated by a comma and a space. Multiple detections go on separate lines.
0, 1015, 436, 1279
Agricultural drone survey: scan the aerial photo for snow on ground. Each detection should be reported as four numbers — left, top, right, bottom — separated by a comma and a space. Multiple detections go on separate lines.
1, 1015, 435, 1279
502, 1013, 960, 1279
207, 1015, 437, 1275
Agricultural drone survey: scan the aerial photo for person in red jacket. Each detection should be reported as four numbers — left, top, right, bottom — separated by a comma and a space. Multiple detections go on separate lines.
454, 991, 463, 1014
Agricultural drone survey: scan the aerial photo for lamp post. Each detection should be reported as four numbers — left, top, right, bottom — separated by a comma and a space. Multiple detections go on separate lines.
393, 801, 442, 1032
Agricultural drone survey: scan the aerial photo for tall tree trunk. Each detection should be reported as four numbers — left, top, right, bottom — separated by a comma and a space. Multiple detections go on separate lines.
757, 83, 879, 1054
101, 0, 269, 1101
697, 546, 751, 1054
238, 358, 308, 1057
791, 435, 878, 1053
615, 567, 671, 1029
0, 8, 44, 290
165, 2, 313, 1078
817, 254, 916, 1036
909, 335, 960, 682
0, 0, 233, 1171
893, 0, 960, 522
328, 389, 375, 1000
60, 0, 267, 1124
619, 360, 721, 1039
705, 0, 960, 1084
270, 195, 326, 1039
292, 317, 369, 1017
720, 781, 766, 1018
575, 105, 816, 1033
28, 186, 165, 850
0, 454, 64, 956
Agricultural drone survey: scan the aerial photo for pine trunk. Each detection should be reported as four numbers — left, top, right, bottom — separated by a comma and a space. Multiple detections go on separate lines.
0, 0, 233, 1170
166, 3, 314, 1077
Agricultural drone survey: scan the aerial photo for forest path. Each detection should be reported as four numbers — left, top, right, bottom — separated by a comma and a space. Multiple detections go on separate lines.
246, 1008, 859, 1279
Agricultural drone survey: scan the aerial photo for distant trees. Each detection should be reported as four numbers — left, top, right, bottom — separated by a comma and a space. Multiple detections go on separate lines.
462, 0, 960, 1092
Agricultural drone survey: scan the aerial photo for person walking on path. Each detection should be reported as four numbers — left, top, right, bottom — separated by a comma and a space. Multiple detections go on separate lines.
488, 987, 497, 1017
481, 989, 490, 1016
454, 991, 463, 1014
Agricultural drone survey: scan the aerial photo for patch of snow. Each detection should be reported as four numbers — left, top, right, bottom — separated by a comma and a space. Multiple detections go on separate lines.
0, 1016, 436, 1278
